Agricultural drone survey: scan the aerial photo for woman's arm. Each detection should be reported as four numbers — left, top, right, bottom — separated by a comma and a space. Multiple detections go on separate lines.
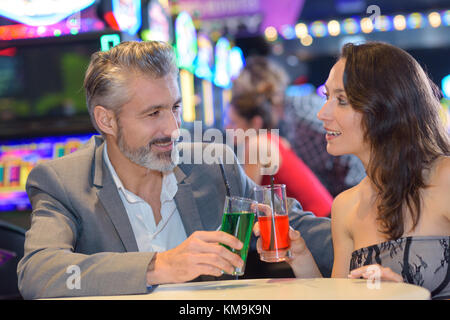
330, 192, 355, 278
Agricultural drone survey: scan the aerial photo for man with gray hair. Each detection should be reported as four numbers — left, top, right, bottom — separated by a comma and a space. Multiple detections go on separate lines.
17, 41, 333, 299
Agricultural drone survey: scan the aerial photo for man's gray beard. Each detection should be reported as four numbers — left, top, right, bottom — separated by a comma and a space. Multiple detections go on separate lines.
117, 132, 179, 173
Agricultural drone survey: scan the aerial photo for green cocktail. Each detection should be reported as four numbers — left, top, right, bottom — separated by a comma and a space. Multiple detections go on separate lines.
220, 196, 256, 276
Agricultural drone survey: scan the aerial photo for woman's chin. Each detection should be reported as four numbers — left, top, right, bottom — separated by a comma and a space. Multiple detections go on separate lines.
326, 145, 345, 157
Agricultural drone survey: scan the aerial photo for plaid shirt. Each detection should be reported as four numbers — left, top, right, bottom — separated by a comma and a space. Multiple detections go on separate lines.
281, 93, 366, 197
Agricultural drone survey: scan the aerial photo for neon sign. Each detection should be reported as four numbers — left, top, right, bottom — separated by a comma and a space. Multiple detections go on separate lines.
0, 0, 96, 26
214, 37, 231, 88
175, 11, 197, 73
111, 0, 142, 35
194, 33, 214, 81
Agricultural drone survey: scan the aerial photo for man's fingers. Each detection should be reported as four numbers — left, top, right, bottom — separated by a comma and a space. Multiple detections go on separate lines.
189, 235, 244, 270
197, 263, 225, 277
192, 231, 243, 250
194, 253, 239, 275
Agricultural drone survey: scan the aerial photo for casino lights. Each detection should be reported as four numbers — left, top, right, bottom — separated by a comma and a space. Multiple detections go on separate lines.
407, 12, 425, 29
267, 10, 450, 42
428, 12, 442, 28
264, 26, 278, 42
443, 10, 450, 26
393, 15, 407, 31
360, 17, 373, 33
327, 20, 341, 36
442, 74, 450, 99
374, 15, 393, 32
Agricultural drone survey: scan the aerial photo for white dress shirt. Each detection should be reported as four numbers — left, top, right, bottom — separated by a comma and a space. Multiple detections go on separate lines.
103, 144, 187, 253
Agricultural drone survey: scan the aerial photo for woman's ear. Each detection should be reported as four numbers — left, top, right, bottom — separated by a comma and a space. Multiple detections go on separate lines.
93, 106, 117, 137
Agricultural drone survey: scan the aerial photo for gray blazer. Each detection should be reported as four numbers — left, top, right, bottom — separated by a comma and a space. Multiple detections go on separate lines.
17, 136, 333, 299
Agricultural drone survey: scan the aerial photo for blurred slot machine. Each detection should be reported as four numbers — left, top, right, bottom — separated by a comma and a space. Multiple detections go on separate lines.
213, 37, 232, 128
7, 161, 20, 187
0, 163, 3, 187
175, 12, 197, 123
0, 134, 93, 211
141, 0, 172, 43
195, 33, 215, 127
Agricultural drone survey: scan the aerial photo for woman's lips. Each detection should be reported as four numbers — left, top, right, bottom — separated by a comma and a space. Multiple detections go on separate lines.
325, 129, 342, 141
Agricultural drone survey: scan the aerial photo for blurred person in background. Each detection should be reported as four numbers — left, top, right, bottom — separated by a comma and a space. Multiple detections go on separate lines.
226, 89, 333, 217
233, 56, 365, 197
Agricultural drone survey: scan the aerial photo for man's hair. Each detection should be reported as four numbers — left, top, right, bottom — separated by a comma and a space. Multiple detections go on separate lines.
83, 41, 178, 133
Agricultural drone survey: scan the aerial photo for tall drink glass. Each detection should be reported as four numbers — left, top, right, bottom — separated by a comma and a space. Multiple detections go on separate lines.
253, 184, 291, 262
220, 196, 256, 276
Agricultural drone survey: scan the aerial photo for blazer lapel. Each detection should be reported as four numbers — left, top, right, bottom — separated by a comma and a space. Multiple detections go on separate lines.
173, 166, 204, 236
93, 140, 139, 252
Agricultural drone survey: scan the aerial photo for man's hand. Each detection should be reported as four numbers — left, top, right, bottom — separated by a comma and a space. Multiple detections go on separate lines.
146, 231, 244, 285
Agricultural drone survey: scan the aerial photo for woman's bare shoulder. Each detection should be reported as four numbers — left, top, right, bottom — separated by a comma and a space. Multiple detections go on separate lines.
332, 177, 368, 214
430, 156, 450, 186
429, 156, 450, 220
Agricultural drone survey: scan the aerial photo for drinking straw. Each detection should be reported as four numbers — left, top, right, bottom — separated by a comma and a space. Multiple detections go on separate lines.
269, 175, 276, 251
219, 160, 240, 278
219, 160, 232, 213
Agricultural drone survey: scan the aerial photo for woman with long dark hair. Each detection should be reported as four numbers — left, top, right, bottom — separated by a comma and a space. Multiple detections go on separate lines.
258, 42, 450, 299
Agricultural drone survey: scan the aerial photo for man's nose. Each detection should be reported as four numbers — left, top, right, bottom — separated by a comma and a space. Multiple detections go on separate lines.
163, 110, 180, 140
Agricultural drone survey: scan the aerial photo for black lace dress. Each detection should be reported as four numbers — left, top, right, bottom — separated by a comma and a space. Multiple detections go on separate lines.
350, 236, 450, 300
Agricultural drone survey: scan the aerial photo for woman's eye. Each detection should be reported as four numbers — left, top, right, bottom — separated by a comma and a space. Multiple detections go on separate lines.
338, 98, 348, 105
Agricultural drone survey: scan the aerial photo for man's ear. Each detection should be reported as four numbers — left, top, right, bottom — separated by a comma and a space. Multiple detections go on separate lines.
93, 106, 117, 137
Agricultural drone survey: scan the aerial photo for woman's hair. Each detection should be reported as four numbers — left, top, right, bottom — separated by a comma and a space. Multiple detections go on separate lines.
84, 40, 178, 134
231, 56, 290, 129
231, 91, 274, 129
232, 56, 289, 108
340, 41, 449, 240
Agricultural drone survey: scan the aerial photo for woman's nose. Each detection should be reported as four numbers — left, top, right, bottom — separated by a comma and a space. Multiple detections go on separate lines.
317, 101, 332, 122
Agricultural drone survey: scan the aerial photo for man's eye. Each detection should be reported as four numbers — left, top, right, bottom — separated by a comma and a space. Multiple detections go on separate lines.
149, 111, 159, 117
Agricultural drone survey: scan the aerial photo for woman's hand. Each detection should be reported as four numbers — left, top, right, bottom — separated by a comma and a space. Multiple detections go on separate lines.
348, 264, 404, 282
252, 223, 309, 256
252, 220, 322, 278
